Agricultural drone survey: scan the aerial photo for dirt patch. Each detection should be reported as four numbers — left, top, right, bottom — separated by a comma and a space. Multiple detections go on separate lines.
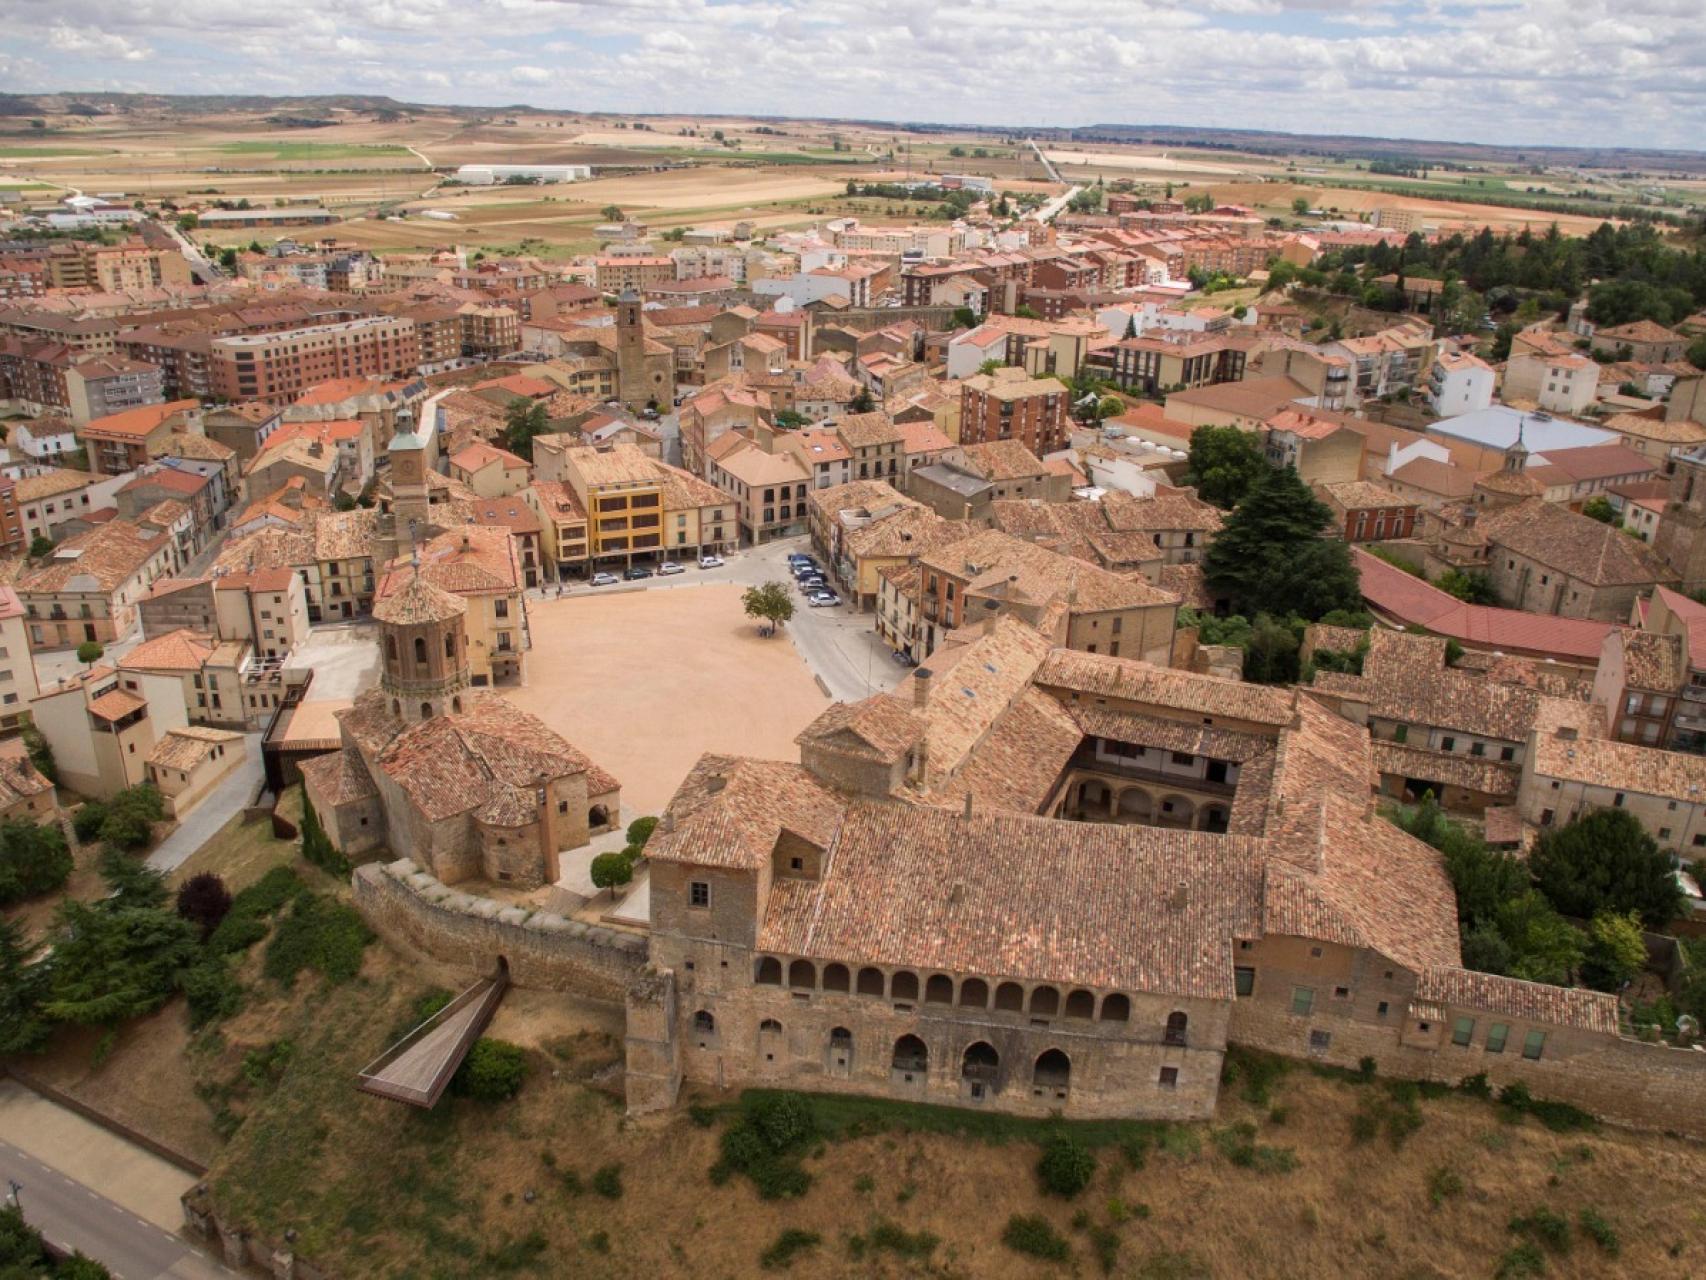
505, 585, 829, 814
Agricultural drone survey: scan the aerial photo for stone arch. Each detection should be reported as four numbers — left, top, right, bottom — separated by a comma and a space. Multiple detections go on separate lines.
386, 635, 398, 662
757, 1017, 784, 1068
452, 695, 463, 714
958, 977, 989, 1008
890, 970, 920, 1002
754, 956, 782, 985
827, 1026, 853, 1076
891, 1033, 928, 1079
856, 966, 885, 996
1100, 993, 1131, 1022
588, 804, 609, 828
1064, 989, 1096, 1019
961, 1040, 999, 1090
1117, 786, 1155, 821
759, 1017, 783, 1032
1165, 1011, 1188, 1046
692, 1010, 716, 1046
445, 632, 456, 658
994, 981, 1025, 1012
1158, 794, 1196, 829
822, 963, 850, 993
1200, 803, 1230, 833
1034, 1048, 1071, 1092
419, 702, 432, 720
924, 974, 954, 1005
1029, 985, 1060, 1017
788, 959, 816, 990
414, 635, 428, 664
1076, 778, 1112, 816
391, 698, 400, 716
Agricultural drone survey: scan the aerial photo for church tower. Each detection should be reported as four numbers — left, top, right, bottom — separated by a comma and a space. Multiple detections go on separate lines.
388, 424, 433, 547
373, 564, 470, 724
615, 287, 652, 411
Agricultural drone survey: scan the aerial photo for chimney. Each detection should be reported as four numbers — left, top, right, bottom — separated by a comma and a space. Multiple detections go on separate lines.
963, 792, 973, 819
912, 666, 933, 709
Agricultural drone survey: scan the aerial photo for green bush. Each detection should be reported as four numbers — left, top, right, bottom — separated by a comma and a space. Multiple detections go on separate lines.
1037, 1133, 1096, 1197
1426, 1166, 1464, 1207
1495, 1242, 1546, 1278
1088, 1223, 1121, 1273
1509, 1206, 1571, 1254
0, 818, 72, 906
589, 850, 634, 892
241, 1038, 295, 1088
72, 802, 109, 843
99, 784, 166, 851
262, 891, 371, 987
845, 1220, 938, 1261
591, 1163, 623, 1198
759, 1228, 821, 1269
180, 956, 243, 1028
625, 815, 658, 848
299, 796, 349, 876
1002, 1214, 1070, 1262
1578, 1208, 1619, 1255
713, 1093, 817, 1199
451, 1038, 528, 1101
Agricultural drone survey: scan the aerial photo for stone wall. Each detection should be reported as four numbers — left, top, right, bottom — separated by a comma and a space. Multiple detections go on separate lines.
352, 859, 646, 1002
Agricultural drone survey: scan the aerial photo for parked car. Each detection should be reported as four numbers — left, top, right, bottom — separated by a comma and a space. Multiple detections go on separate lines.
623, 566, 653, 581
589, 572, 618, 587
797, 575, 827, 590
657, 561, 684, 576
698, 554, 724, 569
792, 562, 822, 579
808, 591, 841, 607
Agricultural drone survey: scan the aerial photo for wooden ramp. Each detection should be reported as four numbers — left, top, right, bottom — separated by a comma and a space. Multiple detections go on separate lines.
357, 966, 508, 1108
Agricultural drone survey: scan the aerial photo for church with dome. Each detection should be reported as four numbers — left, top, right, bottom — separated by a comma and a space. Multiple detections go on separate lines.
300, 565, 620, 890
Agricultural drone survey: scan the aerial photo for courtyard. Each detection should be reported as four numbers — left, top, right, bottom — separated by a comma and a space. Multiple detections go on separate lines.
506, 583, 831, 815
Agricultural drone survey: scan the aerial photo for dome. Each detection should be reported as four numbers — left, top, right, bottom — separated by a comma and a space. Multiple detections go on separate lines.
373, 573, 467, 625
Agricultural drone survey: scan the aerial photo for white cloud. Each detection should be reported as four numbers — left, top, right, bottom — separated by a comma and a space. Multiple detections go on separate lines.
0, 0, 1699, 147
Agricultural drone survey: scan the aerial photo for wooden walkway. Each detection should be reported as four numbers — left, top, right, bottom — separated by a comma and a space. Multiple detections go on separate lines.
357, 967, 508, 1108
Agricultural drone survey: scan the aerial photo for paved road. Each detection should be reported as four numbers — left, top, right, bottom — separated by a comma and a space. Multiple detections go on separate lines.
0, 1143, 233, 1279
531, 535, 902, 704
146, 732, 264, 874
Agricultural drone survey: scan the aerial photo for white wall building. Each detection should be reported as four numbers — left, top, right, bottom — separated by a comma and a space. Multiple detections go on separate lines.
454, 165, 592, 185
1425, 350, 1496, 416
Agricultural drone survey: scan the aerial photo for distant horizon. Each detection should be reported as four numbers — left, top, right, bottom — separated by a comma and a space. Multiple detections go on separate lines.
15, 91, 1706, 165
3, 0, 1702, 152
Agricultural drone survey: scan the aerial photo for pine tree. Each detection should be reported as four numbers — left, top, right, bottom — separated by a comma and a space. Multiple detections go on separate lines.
0, 917, 50, 1054
1203, 465, 1361, 620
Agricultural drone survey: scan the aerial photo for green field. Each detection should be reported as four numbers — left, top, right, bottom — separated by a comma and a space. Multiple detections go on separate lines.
0, 146, 114, 158
214, 142, 412, 160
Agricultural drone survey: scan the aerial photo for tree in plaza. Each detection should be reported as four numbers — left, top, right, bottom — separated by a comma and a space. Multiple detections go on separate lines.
1203, 465, 1361, 621
590, 851, 635, 897
1185, 425, 1266, 509
501, 398, 551, 461
743, 581, 795, 634
1528, 807, 1685, 930
76, 640, 103, 667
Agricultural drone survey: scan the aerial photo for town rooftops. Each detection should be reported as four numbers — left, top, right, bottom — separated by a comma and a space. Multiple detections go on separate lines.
565, 442, 659, 488
148, 725, 243, 772
83, 399, 199, 439
956, 439, 1048, 482
449, 441, 529, 473
1167, 375, 1311, 421
16, 521, 165, 595
373, 571, 467, 625
834, 411, 904, 449
119, 628, 216, 673
1479, 498, 1676, 588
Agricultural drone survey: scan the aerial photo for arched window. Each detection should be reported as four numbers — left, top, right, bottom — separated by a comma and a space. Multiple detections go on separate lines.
856, 966, 885, 996
420, 702, 432, 719
452, 696, 462, 714
754, 956, 782, 985
692, 1010, 715, 1039
1100, 993, 1131, 1022
994, 981, 1025, 1012
788, 959, 816, 990
1165, 1011, 1188, 1046
1029, 986, 1060, 1017
414, 636, 427, 663
759, 1018, 783, 1033
890, 971, 919, 1002
822, 963, 850, 993
924, 974, 954, 1004
892, 1034, 928, 1075
830, 1027, 853, 1053
445, 633, 456, 658
1064, 989, 1096, 1019
386, 636, 398, 662
958, 978, 989, 1008
961, 1040, 999, 1082
1034, 1048, 1071, 1091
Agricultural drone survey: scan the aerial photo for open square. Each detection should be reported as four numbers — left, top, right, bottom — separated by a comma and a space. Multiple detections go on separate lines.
505, 584, 830, 815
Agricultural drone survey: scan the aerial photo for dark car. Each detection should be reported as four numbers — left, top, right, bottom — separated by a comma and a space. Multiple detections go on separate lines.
623, 566, 653, 581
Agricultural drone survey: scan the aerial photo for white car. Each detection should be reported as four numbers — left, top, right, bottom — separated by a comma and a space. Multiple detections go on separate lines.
808, 591, 840, 608
589, 572, 619, 587
657, 561, 685, 576
698, 555, 724, 569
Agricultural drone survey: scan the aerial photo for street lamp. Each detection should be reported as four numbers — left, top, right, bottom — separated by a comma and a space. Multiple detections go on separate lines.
6, 1179, 20, 1212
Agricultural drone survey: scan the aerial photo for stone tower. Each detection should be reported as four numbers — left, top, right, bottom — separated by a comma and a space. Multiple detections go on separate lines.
1655, 444, 1706, 592
373, 566, 470, 724
389, 425, 432, 549
615, 287, 651, 411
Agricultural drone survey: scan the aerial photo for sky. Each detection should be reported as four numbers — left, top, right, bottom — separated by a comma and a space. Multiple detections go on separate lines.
2, 0, 1703, 152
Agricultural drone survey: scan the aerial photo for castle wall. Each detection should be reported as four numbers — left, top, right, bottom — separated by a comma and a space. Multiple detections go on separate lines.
352, 858, 646, 1002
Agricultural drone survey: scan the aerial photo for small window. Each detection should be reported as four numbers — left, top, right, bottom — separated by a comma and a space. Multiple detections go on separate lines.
1486, 1022, 1508, 1054
1234, 967, 1254, 997
1308, 1029, 1331, 1051
689, 881, 710, 908
1440, 736, 1455, 752
1309, 946, 1323, 959
1334, 986, 1350, 999
1613, 792, 1625, 808
1522, 1030, 1546, 1060
1451, 1016, 1475, 1047
1157, 1066, 1178, 1089
1376, 1001, 1389, 1017
1291, 987, 1314, 1017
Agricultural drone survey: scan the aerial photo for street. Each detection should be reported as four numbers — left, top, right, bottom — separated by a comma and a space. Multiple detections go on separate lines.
1, 1142, 232, 1279
529, 534, 902, 704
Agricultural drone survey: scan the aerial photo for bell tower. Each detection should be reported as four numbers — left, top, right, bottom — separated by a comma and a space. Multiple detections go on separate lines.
389, 424, 432, 549
373, 562, 470, 724
615, 287, 651, 411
